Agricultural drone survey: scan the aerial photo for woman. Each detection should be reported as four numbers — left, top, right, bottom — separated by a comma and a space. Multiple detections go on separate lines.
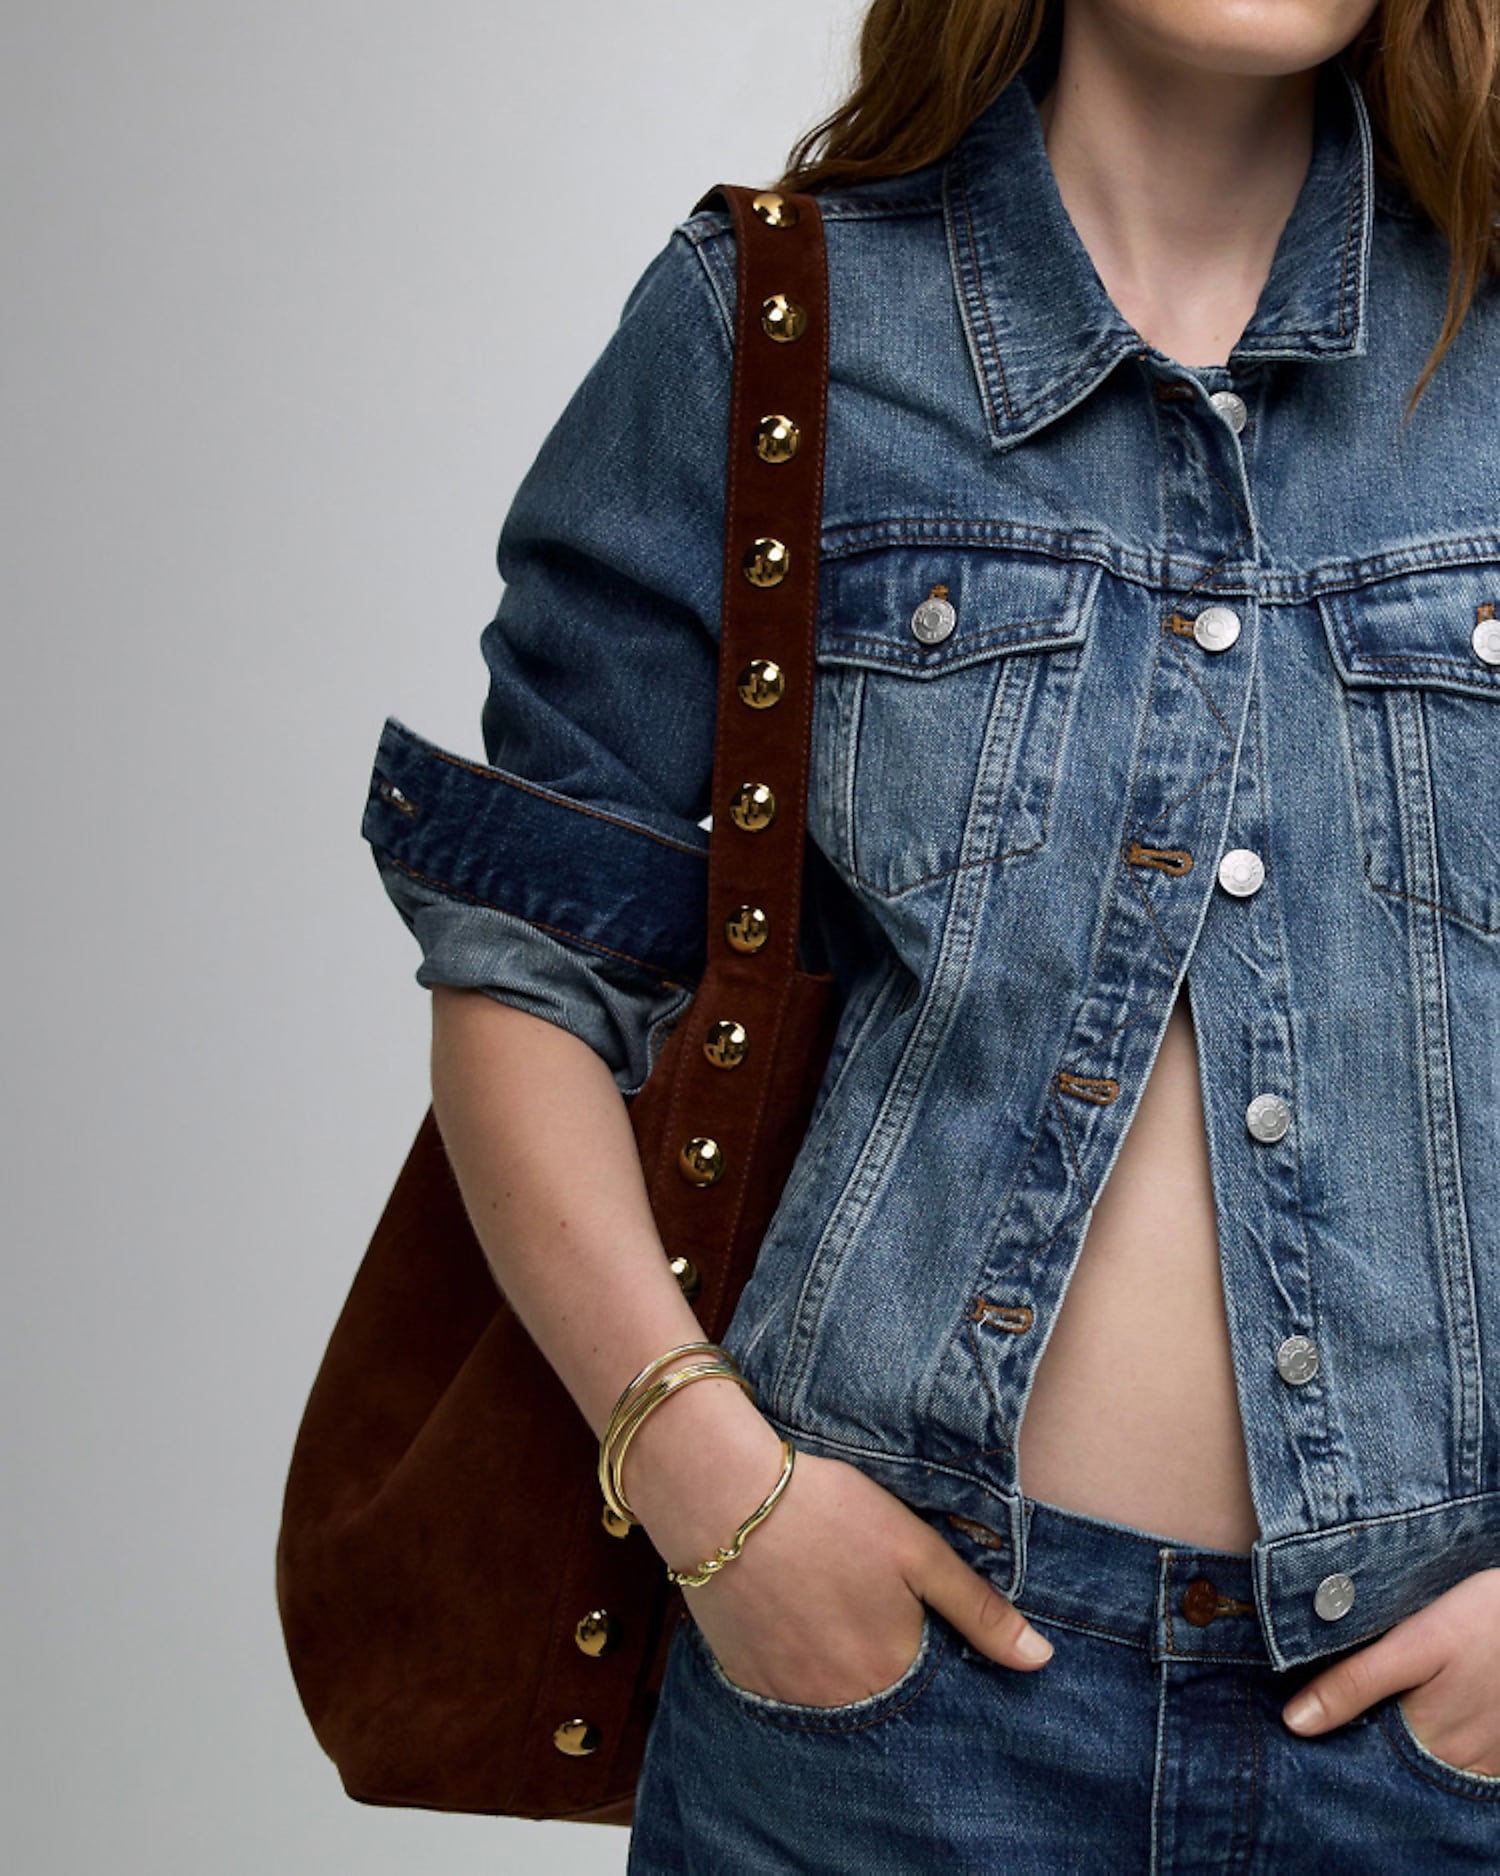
363, 0, 1500, 1864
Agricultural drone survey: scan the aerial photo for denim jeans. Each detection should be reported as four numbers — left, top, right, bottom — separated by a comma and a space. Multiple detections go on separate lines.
626, 1494, 1500, 1872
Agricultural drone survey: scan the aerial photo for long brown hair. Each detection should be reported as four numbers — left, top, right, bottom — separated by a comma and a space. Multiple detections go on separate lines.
771, 1, 1500, 414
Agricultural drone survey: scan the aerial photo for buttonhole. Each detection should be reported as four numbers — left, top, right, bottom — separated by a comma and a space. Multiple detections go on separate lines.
945, 1513, 1008, 1549
1124, 842, 1192, 876
967, 1296, 1033, 1334
377, 779, 419, 819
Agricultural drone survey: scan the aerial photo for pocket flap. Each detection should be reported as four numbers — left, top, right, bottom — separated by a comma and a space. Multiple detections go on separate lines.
1318, 560, 1500, 700
819, 546, 1099, 676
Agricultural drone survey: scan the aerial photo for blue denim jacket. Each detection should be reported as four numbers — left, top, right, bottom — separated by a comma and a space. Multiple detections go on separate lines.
363, 49, 1499, 1670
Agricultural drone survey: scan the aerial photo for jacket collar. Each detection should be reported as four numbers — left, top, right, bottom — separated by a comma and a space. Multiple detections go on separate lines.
943, 48, 1375, 450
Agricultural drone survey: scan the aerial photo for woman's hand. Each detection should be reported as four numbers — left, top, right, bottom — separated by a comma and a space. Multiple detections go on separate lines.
1281, 1567, 1500, 1778
677, 1447, 1055, 1707
620, 1382, 1054, 1710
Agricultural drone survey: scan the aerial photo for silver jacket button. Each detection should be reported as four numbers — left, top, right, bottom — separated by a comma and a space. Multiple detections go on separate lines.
1246, 1093, 1291, 1142
1473, 615, 1500, 666
911, 594, 957, 645
1218, 848, 1265, 897
1210, 389, 1248, 433
1193, 604, 1241, 652
1314, 1573, 1356, 1621
1276, 1335, 1319, 1385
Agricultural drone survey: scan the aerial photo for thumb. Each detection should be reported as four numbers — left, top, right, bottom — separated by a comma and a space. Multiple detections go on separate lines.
911, 1530, 1055, 1670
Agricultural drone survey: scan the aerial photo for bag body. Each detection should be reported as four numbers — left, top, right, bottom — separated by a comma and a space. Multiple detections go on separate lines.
276, 181, 839, 1819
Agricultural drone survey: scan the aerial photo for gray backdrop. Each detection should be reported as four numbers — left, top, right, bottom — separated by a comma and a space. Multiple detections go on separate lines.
3, 3, 852, 1869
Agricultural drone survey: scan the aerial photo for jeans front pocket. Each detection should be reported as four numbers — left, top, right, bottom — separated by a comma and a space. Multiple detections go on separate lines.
1374, 1690, 1500, 1800
679, 1603, 948, 1734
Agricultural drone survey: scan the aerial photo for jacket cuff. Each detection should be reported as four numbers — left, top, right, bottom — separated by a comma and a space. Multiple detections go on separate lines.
362, 717, 708, 1095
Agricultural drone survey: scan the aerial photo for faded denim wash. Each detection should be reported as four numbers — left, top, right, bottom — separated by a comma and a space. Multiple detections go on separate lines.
363, 39, 1499, 1790
627, 1493, 1500, 1871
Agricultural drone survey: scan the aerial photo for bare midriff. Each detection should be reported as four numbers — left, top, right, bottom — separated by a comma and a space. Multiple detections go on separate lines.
1014, 979, 1262, 1553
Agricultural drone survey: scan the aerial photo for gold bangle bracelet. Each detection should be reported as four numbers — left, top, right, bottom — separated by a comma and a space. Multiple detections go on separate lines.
602, 1340, 730, 1441
597, 1341, 740, 1518
666, 1438, 796, 1587
605, 1362, 754, 1522
601, 1360, 755, 1525
597, 1340, 736, 1516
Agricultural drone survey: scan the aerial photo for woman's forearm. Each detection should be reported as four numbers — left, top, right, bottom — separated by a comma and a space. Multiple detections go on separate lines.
426, 988, 1050, 1691
427, 984, 786, 1560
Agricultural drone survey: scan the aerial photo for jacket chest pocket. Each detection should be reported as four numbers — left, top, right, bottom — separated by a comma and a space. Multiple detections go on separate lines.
1317, 562, 1500, 937
808, 547, 1102, 902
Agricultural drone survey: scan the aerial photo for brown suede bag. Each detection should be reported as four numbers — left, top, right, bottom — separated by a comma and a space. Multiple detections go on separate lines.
275, 180, 837, 1823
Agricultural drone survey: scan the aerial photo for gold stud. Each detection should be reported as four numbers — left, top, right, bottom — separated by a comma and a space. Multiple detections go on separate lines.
669, 1254, 701, 1299
600, 1503, 632, 1539
725, 905, 770, 953
737, 658, 785, 708
553, 1718, 602, 1757
752, 191, 799, 228
703, 1019, 749, 1069
729, 781, 777, 831
760, 293, 808, 343
741, 537, 790, 587
574, 1609, 621, 1657
678, 1137, 725, 1187
754, 413, 800, 464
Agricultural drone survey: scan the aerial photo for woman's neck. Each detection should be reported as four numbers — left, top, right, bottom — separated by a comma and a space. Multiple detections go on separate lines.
1036, 10, 1319, 368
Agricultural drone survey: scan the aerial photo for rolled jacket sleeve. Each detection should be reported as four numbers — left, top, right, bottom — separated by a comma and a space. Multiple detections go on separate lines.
363, 219, 733, 1096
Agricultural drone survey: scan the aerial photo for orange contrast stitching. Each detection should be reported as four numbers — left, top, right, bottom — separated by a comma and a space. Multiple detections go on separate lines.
1124, 841, 1193, 876
373, 849, 691, 986
945, 1513, 1007, 1549
967, 1297, 1033, 1334
1056, 1070, 1120, 1105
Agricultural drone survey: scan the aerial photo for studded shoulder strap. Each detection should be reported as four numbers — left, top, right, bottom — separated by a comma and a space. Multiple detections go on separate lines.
695, 181, 828, 985
625, 181, 836, 1336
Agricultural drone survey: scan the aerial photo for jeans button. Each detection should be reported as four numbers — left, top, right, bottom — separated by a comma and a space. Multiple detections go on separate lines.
1181, 1577, 1222, 1626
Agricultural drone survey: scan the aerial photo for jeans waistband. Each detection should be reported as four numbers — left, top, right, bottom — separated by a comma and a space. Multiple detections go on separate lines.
1010, 1493, 1272, 1666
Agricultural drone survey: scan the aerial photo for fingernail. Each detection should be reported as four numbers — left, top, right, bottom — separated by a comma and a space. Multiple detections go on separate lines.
1283, 1689, 1322, 1731
1017, 1624, 1054, 1664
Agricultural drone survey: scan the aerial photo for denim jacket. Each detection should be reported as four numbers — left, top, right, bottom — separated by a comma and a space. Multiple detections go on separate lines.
363, 48, 1499, 1670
